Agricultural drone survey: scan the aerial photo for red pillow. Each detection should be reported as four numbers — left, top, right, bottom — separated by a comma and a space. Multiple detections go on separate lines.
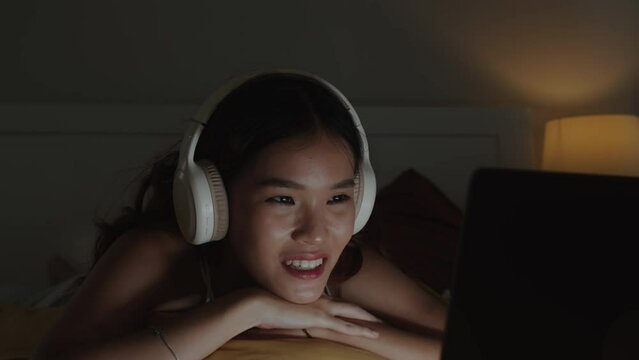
357, 169, 463, 295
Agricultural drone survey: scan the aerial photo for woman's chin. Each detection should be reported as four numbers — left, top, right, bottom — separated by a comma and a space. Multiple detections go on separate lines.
280, 287, 325, 304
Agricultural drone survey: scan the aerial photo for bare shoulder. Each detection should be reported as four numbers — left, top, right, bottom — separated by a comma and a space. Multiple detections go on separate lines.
86, 225, 196, 299
36, 226, 198, 356
339, 242, 448, 332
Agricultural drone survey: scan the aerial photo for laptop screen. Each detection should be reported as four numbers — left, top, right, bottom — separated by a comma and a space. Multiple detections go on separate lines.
441, 168, 639, 360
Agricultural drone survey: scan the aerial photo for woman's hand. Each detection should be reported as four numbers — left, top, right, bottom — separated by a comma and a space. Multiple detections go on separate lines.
243, 288, 381, 339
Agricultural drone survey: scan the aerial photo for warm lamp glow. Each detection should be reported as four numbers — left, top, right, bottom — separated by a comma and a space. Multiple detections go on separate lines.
542, 114, 639, 177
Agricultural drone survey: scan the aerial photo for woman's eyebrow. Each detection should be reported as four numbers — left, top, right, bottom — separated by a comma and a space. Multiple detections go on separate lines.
256, 178, 355, 190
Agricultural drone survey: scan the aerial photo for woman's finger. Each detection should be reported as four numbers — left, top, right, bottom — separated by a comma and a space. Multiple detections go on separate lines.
327, 302, 383, 322
332, 319, 379, 338
314, 313, 379, 338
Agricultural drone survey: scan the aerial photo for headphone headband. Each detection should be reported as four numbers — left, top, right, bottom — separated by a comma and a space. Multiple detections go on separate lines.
178, 69, 370, 168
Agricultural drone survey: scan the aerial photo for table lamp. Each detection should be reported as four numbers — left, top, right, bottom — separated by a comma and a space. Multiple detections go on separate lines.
542, 114, 639, 177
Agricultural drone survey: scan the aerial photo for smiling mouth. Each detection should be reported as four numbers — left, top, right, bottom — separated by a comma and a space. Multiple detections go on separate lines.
284, 257, 324, 270
281, 258, 327, 279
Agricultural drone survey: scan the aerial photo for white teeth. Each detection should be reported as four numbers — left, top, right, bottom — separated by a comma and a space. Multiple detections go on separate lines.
285, 258, 323, 270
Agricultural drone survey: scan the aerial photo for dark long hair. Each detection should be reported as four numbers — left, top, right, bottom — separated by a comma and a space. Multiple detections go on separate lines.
93, 73, 364, 271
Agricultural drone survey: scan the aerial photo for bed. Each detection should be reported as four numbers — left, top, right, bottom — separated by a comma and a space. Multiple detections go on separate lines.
0, 104, 534, 359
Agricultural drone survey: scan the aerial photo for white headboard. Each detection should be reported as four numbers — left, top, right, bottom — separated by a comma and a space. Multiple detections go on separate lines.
0, 104, 534, 294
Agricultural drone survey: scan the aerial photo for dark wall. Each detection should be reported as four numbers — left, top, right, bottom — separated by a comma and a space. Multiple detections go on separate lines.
2, 0, 638, 163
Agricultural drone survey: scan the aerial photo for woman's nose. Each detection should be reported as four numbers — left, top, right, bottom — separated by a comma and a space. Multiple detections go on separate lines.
292, 212, 327, 244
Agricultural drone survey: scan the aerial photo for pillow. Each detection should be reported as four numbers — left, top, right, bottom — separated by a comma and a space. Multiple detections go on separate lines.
356, 169, 463, 295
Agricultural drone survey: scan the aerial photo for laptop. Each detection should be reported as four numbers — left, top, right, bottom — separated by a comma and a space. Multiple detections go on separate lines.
441, 167, 639, 360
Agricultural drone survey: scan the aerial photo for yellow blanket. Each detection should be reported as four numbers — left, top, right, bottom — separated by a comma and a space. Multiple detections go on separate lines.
0, 304, 385, 360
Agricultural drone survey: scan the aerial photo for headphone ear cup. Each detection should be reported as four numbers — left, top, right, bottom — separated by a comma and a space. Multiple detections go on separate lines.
173, 168, 197, 243
196, 160, 229, 241
353, 160, 376, 234
173, 160, 229, 245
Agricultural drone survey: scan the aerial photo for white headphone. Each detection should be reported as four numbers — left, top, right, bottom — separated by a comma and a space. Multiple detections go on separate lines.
173, 70, 377, 245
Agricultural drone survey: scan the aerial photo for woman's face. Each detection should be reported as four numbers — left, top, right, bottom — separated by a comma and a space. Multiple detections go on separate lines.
227, 132, 357, 304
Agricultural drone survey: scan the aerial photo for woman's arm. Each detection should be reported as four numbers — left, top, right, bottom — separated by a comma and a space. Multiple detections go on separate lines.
309, 317, 442, 360
33, 229, 263, 360
315, 242, 448, 359
36, 290, 260, 360
242, 315, 442, 359
246, 313, 443, 360
37, 287, 382, 360
339, 242, 448, 331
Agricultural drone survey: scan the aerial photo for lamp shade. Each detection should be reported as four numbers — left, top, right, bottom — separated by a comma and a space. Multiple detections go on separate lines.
542, 114, 639, 177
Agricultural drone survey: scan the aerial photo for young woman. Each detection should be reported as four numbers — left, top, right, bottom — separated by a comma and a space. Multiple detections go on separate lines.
35, 71, 447, 360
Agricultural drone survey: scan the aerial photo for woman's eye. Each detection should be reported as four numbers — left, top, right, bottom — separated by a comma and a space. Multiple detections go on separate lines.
266, 195, 350, 205
266, 196, 295, 205
328, 194, 351, 205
